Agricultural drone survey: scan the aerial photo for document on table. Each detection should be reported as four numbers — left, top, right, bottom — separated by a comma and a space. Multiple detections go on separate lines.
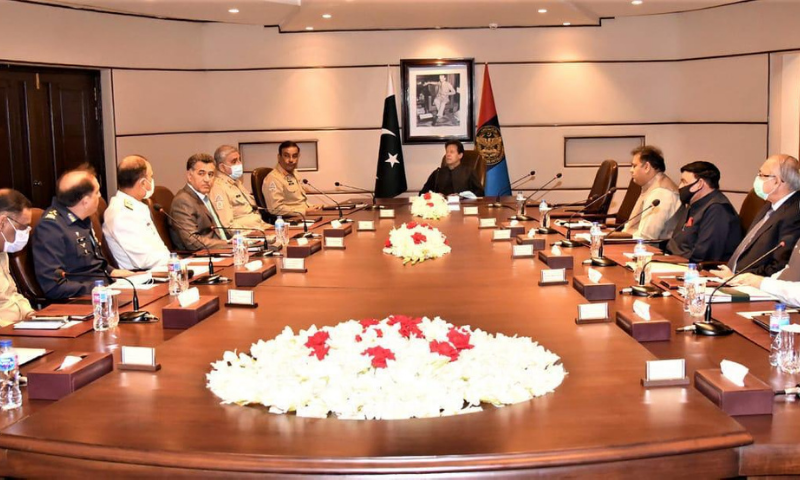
14, 320, 81, 330
16, 347, 50, 366
703, 285, 776, 303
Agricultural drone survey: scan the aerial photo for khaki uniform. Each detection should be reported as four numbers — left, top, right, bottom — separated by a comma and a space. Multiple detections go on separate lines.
210, 173, 269, 230
263, 164, 310, 216
0, 252, 32, 326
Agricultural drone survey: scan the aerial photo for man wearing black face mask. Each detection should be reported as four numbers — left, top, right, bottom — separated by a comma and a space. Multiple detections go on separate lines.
665, 161, 742, 263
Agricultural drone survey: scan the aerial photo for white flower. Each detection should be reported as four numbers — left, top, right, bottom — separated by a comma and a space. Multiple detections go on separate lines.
206, 316, 567, 420
383, 223, 451, 265
410, 192, 450, 220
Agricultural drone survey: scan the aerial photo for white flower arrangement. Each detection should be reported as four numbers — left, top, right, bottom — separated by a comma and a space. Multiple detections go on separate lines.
411, 192, 450, 220
206, 315, 567, 420
382, 221, 451, 265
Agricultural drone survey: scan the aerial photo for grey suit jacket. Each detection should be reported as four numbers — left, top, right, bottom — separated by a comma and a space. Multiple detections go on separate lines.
169, 185, 229, 252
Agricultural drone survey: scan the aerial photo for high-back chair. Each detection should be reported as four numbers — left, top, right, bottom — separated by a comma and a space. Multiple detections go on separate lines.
440, 150, 486, 188
738, 188, 768, 236
8, 208, 48, 308
251, 167, 275, 223
146, 186, 176, 251
552, 159, 618, 218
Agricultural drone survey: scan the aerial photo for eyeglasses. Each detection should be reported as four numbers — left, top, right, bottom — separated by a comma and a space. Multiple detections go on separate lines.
756, 173, 777, 180
5, 216, 30, 231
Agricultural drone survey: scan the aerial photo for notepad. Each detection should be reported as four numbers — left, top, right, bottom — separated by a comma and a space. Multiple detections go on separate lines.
14, 320, 81, 330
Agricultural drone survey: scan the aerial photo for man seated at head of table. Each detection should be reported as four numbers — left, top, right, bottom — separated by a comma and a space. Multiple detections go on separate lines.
0, 189, 34, 325
103, 155, 171, 270
210, 145, 274, 235
712, 154, 800, 279
420, 140, 484, 197
664, 161, 742, 264
33, 167, 135, 300
610, 145, 680, 239
169, 153, 230, 252
262, 141, 321, 218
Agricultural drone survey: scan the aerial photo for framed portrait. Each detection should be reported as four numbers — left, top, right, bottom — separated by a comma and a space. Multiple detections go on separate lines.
400, 58, 474, 144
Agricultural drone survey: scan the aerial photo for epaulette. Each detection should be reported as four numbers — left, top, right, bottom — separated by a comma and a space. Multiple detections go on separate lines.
43, 209, 59, 221
123, 198, 134, 210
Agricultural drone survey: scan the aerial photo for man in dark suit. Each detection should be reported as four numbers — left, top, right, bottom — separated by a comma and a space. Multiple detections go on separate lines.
169, 154, 230, 252
420, 140, 484, 197
713, 154, 800, 277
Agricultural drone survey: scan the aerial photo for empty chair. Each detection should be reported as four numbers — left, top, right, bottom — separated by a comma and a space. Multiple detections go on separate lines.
551, 159, 618, 218
604, 179, 642, 228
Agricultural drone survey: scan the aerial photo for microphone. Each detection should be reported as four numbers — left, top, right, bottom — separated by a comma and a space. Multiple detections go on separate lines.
685, 241, 786, 336
509, 173, 563, 221
302, 179, 344, 220
528, 173, 564, 205
152, 204, 221, 285
210, 226, 275, 255
630, 257, 686, 296
335, 181, 379, 210
280, 209, 318, 238
608, 199, 662, 237
559, 187, 617, 248
510, 170, 536, 188
54, 269, 150, 323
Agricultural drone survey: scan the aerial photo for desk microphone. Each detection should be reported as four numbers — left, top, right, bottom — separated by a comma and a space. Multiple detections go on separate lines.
55, 269, 150, 323
510, 170, 536, 188
681, 241, 785, 336
210, 226, 273, 254
335, 181, 380, 210
510, 173, 563, 220
631, 258, 686, 296
605, 199, 661, 240
560, 187, 617, 248
528, 173, 564, 206
303, 179, 344, 220
152, 204, 221, 285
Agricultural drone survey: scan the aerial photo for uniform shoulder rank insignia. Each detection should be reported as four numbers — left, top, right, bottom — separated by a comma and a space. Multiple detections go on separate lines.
268, 182, 277, 192
67, 212, 77, 223
43, 209, 58, 220
123, 198, 134, 210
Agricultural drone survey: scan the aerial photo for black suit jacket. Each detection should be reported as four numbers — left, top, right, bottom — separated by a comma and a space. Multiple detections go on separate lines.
420, 163, 484, 197
728, 191, 800, 276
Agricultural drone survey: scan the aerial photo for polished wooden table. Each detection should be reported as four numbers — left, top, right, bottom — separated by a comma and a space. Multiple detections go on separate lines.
0, 199, 795, 477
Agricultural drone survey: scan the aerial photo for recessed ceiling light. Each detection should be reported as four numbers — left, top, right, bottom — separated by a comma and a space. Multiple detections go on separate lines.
631, 0, 643, 4
538, 8, 547, 13
563, 22, 571, 26
305, 26, 314, 31
322, 13, 332, 19
228, 8, 239, 13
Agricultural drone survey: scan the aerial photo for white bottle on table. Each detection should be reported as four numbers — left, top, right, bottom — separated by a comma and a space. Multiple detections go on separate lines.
0, 339, 21, 411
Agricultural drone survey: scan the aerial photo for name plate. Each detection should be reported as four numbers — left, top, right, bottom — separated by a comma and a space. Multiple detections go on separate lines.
227, 289, 255, 306
358, 220, 376, 231
296, 237, 309, 246
177, 287, 200, 307
330, 220, 343, 229
492, 229, 512, 241
463, 206, 479, 216
448, 204, 461, 212
576, 302, 610, 324
539, 268, 567, 286
120, 346, 157, 367
325, 236, 345, 249
447, 194, 460, 204
282, 257, 307, 272
512, 244, 534, 258
379, 209, 396, 219
643, 359, 690, 388
479, 218, 497, 229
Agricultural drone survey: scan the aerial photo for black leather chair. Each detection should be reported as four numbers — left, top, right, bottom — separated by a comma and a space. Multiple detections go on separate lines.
551, 159, 618, 219
603, 179, 642, 228
738, 188, 768, 236
251, 167, 275, 223
146, 186, 175, 251
8, 208, 48, 309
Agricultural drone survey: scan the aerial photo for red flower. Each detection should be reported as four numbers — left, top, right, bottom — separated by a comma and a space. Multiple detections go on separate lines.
444, 239, 449, 246
362, 346, 396, 369
429, 340, 459, 361
423, 192, 432, 200
360, 318, 379, 329
411, 232, 427, 244
447, 327, 474, 351
304, 331, 331, 360
426, 202, 434, 207
405, 221, 418, 229
355, 334, 363, 342
388, 315, 424, 339
375, 328, 383, 338
384, 239, 392, 248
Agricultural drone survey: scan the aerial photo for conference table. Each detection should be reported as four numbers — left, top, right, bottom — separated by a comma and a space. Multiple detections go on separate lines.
0, 198, 797, 477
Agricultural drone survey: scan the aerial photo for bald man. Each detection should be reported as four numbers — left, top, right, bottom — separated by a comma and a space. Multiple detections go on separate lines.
33, 167, 133, 300
103, 155, 171, 270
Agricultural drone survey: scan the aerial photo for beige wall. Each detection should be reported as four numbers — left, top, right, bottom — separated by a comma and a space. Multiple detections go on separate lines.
1, 0, 798, 207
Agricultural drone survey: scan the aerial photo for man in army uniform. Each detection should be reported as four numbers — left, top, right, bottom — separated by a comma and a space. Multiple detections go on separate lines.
33, 168, 133, 300
209, 145, 272, 232
263, 141, 321, 217
169, 154, 230, 252
103, 155, 171, 270
0, 189, 34, 324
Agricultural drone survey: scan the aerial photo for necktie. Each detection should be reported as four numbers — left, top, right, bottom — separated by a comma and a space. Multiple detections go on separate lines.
728, 208, 773, 272
202, 196, 228, 241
